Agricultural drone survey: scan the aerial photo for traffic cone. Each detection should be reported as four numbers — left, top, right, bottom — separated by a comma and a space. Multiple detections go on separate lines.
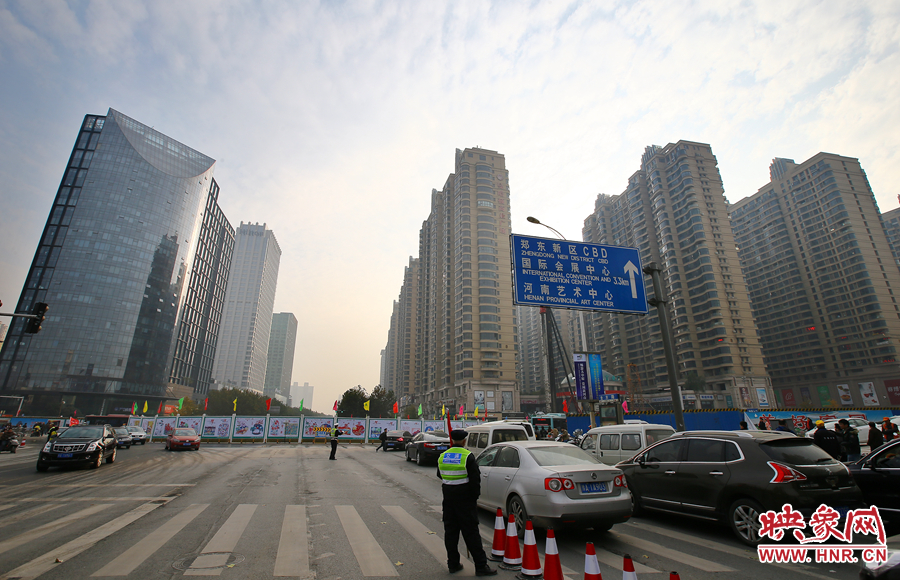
499, 514, 522, 570
584, 543, 602, 580
668, 573, 679, 580
542, 529, 563, 580
489, 508, 505, 561
622, 554, 637, 580
517, 520, 542, 579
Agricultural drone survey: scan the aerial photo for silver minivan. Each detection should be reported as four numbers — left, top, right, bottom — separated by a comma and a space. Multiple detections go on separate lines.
465, 423, 532, 456
580, 421, 676, 465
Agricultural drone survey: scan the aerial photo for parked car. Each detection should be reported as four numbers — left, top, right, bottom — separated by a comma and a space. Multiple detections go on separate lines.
113, 427, 133, 449
383, 430, 412, 452
125, 426, 148, 445
166, 428, 201, 451
805, 418, 871, 444
475, 440, 631, 534
617, 430, 865, 546
580, 422, 676, 465
848, 438, 900, 533
405, 431, 450, 465
464, 423, 531, 456
37, 425, 118, 471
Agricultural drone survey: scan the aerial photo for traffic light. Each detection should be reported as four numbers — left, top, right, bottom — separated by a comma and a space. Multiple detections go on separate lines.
26, 302, 48, 334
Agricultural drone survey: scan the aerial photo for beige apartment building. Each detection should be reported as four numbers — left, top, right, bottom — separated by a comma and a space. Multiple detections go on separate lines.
730, 154, 900, 408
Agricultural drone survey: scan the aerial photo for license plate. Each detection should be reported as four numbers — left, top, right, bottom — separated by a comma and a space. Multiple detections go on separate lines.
183, 442, 192, 446
57, 453, 73, 458
436, 446, 447, 451
580, 482, 609, 494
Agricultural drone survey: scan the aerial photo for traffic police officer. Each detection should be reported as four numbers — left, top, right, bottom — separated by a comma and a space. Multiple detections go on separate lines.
329, 425, 343, 460
436, 429, 496, 576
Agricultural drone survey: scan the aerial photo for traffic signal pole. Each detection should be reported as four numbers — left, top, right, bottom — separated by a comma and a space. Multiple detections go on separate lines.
643, 262, 686, 431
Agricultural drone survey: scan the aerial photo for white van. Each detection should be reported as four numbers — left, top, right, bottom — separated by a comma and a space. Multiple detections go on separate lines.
579, 421, 676, 465
464, 422, 533, 455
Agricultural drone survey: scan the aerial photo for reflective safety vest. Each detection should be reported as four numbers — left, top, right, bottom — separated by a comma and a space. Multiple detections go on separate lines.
331, 428, 339, 439
438, 447, 472, 485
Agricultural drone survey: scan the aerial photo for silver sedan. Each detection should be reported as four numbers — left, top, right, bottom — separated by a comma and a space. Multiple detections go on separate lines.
474, 441, 632, 533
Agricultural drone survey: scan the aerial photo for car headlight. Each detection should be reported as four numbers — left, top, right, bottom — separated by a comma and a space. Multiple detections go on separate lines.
43, 442, 52, 452
86, 441, 100, 452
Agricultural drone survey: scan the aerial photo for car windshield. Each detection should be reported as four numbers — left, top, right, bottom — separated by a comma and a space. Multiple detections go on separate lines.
761, 438, 837, 464
126, 427, 144, 433
58, 427, 104, 439
114, 429, 129, 435
173, 429, 196, 437
527, 446, 601, 466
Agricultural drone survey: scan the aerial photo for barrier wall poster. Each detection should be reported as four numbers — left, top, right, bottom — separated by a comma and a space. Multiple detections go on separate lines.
153, 417, 177, 437
369, 419, 396, 439
233, 417, 267, 439
817, 385, 835, 407
141, 418, 154, 434
400, 419, 421, 435
858, 382, 880, 407
885, 379, 900, 406
127, 416, 142, 427
336, 418, 367, 438
303, 417, 333, 438
202, 417, 232, 439
423, 420, 445, 432
755, 387, 770, 408
450, 421, 464, 430
836, 384, 854, 406
177, 417, 203, 434
268, 417, 300, 438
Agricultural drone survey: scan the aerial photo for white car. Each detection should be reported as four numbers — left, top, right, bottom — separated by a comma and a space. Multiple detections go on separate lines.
805, 418, 870, 442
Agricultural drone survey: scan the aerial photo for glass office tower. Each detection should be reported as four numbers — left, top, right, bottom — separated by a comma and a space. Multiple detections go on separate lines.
0, 109, 228, 414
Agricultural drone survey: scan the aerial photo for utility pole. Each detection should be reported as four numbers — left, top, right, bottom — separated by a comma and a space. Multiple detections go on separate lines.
643, 262, 686, 431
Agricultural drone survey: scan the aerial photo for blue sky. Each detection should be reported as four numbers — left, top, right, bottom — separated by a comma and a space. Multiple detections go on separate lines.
1, 1, 899, 410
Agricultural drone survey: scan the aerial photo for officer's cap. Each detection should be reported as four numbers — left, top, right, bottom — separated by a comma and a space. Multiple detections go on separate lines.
450, 429, 468, 441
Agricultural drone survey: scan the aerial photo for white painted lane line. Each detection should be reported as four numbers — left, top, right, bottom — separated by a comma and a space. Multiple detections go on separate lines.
91, 503, 209, 576
335, 505, 399, 577
607, 530, 735, 572
0, 483, 195, 488
184, 504, 257, 576
274, 505, 312, 578
384, 505, 476, 576
15, 496, 172, 502
0, 499, 169, 580
1, 504, 61, 525
0, 505, 13, 513
0, 503, 111, 555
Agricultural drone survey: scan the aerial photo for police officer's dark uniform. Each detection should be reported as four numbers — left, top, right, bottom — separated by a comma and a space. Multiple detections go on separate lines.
436, 430, 496, 576
329, 427, 343, 460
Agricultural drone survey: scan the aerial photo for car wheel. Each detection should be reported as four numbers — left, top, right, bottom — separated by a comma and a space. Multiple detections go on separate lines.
728, 498, 764, 546
106, 448, 116, 464
630, 491, 644, 517
36, 461, 49, 472
405, 449, 411, 462
125, 445, 130, 449
91, 451, 102, 469
416, 450, 424, 466
506, 494, 529, 538
11, 447, 16, 454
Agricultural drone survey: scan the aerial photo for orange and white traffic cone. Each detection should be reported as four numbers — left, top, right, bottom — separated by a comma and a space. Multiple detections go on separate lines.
584, 542, 602, 580
517, 520, 542, 579
499, 515, 522, 570
622, 554, 637, 580
489, 508, 505, 561
542, 529, 563, 580
668, 573, 679, 580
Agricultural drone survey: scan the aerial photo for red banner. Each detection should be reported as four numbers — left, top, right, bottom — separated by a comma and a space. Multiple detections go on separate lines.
782, 389, 797, 407
885, 380, 900, 406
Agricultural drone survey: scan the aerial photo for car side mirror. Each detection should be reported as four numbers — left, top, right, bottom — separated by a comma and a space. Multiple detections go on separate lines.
637, 455, 645, 467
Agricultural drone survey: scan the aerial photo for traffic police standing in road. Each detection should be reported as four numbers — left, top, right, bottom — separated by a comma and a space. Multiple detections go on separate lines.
329, 425, 343, 460
436, 430, 496, 576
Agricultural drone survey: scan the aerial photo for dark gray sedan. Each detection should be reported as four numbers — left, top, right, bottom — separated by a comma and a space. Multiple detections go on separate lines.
405, 431, 450, 465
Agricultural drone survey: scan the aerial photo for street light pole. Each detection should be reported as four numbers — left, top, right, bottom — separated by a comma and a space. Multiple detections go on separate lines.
643, 262, 686, 431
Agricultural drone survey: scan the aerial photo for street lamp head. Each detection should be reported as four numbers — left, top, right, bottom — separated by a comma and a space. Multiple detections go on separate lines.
526, 216, 541, 224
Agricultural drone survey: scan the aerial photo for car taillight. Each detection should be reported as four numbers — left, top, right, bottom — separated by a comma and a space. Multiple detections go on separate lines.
767, 461, 808, 483
544, 477, 575, 492
397, 438, 404, 442
614, 475, 627, 488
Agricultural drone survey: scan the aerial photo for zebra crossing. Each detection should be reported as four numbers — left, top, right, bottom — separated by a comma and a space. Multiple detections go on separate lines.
0, 497, 845, 579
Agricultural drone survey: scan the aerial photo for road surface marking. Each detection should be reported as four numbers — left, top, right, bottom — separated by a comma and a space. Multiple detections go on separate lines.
478, 525, 585, 579
184, 504, 257, 576
335, 505, 399, 576
0, 503, 110, 555
0, 505, 13, 513
91, 503, 209, 576
15, 496, 174, 502
0, 499, 169, 580
1, 504, 61, 525
0, 483, 195, 488
384, 505, 475, 570
274, 505, 312, 578
608, 530, 735, 572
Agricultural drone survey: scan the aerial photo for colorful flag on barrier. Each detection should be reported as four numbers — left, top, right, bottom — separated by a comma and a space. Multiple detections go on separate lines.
417, 404, 422, 416
393, 401, 399, 414
143, 401, 148, 413
474, 406, 479, 418
233, 398, 238, 412
363, 400, 370, 412
158, 401, 164, 414
266, 398, 272, 411
333, 400, 338, 411
204, 398, 208, 411
132, 402, 137, 414
459, 404, 464, 416
441, 404, 445, 417
299, 399, 304, 411
178, 397, 184, 410
563, 399, 569, 413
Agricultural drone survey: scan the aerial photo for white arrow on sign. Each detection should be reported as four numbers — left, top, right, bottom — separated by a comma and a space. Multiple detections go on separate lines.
623, 261, 639, 299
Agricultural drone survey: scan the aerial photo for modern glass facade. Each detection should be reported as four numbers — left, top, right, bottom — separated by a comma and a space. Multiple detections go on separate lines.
0, 109, 226, 413
264, 312, 297, 397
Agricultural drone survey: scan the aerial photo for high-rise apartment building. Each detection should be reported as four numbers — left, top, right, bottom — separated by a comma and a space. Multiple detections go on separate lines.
880, 202, 900, 268
0, 109, 232, 413
730, 154, 900, 407
264, 312, 297, 397
516, 305, 545, 413
212, 223, 281, 393
383, 148, 520, 416
382, 258, 419, 402
582, 141, 770, 408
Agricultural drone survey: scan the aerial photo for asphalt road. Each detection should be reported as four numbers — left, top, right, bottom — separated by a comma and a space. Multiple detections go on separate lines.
0, 440, 887, 580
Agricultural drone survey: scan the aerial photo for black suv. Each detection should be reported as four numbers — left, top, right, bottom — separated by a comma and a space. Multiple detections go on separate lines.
37, 425, 118, 471
617, 430, 865, 545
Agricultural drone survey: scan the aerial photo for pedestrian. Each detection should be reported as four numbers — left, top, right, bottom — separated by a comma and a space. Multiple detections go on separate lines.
774, 419, 792, 433
548, 428, 559, 440
837, 419, 861, 462
739, 421, 748, 430
881, 417, 899, 442
757, 418, 768, 430
375, 428, 388, 452
867, 421, 885, 452
435, 429, 496, 576
812, 420, 841, 459
329, 425, 343, 460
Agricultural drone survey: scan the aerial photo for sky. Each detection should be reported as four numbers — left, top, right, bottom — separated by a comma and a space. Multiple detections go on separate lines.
1, 1, 899, 412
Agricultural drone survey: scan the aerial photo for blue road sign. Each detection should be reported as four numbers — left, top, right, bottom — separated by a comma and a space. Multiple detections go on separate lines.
510, 234, 648, 314
574, 353, 606, 400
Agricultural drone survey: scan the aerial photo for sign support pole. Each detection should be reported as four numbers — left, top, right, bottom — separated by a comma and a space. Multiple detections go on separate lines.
644, 262, 686, 431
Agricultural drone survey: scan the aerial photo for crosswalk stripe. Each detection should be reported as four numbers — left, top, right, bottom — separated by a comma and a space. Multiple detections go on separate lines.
91, 503, 209, 577
0, 505, 15, 513
0, 499, 169, 580
607, 530, 735, 572
384, 505, 475, 572
274, 505, 311, 578
335, 505, 399, 576
1, 504, 61, 525
0, 503, 110, 555
184, 504, 257, 576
